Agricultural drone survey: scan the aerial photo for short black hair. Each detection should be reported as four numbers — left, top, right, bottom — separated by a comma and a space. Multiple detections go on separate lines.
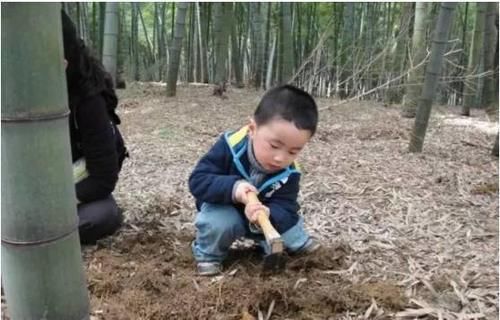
254, 85, 318, 136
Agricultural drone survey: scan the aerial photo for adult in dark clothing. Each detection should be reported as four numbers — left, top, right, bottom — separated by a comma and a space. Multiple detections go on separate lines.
62, 11, 127, 244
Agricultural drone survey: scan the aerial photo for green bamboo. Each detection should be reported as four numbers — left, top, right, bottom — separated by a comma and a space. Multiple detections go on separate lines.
102, 2, 119, 85
280, 2, 294, 84
1, 3, 90, 319
166, 2, 188, 96
213, 2, 230, 86
481, 2, 498, 110
409, 3, 457, 153
492, 134, 499, 157
462, 3, 486, 115
402, 2, 429, 118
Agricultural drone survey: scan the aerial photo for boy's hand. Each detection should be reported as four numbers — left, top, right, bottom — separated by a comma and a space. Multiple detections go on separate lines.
244, 202, 270, 223
233, 181, 258, 204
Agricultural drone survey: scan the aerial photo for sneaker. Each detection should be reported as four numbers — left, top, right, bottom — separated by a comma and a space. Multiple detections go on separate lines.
197, 261, 222, 276
294, 237, 321, 255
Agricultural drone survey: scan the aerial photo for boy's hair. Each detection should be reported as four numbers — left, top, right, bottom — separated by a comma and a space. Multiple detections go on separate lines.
254, 85, 318, 136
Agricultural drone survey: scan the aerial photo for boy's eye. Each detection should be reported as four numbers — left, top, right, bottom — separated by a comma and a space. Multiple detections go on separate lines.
270, 143, 279, 149
289, 151, 298, 156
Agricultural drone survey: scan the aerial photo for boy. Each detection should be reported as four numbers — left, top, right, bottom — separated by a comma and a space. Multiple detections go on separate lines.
189, 85, 319, 276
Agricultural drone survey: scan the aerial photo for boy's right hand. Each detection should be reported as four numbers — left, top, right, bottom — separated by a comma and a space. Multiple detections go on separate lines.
233, 181, 258, 204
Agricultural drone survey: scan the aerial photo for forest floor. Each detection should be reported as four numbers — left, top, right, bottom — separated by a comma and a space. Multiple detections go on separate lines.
82, 82, 498, 320
4, 82, 497, 320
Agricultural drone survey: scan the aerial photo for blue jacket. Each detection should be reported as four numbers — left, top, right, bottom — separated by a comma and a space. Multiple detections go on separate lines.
189, 126, 302, 234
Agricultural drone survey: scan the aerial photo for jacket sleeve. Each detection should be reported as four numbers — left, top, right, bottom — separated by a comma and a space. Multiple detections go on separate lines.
262, 173, 301, 234
189, 135, 241, 205
75, 95, 119, 202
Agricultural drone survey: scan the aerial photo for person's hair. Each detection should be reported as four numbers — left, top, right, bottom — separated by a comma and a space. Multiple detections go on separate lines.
61, 10, 117, 111
254, 85, 318, 136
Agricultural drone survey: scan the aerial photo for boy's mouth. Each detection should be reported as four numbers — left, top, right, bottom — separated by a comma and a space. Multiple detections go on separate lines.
267, 164, 283, 171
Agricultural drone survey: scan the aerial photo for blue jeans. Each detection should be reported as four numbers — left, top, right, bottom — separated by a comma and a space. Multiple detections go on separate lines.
192, 202, 311, 263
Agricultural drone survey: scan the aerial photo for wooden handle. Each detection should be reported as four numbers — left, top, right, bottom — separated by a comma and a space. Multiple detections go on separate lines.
246, 192, 283, 253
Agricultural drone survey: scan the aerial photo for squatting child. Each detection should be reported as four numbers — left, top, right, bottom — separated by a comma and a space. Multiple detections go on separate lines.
189, 85, 320, 276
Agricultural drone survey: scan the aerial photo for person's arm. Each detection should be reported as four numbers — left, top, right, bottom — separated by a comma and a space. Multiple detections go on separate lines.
74, 95, 119, 202
262, 173, 301, 234
188, 135, 242, 205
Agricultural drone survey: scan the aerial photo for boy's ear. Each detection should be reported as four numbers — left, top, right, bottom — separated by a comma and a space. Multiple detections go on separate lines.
248, 117, 257, 138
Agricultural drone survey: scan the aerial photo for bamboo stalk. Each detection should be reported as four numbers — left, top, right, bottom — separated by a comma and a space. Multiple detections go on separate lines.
1, 3, 90, 319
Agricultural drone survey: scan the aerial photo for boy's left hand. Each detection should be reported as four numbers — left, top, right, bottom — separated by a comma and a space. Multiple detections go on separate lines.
244, 202, 270, 223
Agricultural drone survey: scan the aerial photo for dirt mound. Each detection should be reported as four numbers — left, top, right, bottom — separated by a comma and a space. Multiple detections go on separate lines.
85, 224, 406, 319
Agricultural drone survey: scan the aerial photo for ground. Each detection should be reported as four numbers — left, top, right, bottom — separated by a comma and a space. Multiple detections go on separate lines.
3, 83, 499, 319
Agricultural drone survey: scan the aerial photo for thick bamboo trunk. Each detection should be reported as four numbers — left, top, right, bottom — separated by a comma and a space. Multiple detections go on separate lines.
481, 3, 499, 110
409, 3, 457, 153
266, 33, 277, 89
492, 134, 499, 157
462, 3, 486, 115
230, 3, 244, 88
280, 2, 294, 84
166, 2, 188, 96
251, 3, 264, 89
200, 3, 210, 83
102, 2, 119, 85
131, 3, 140, 81
99, 2, 105, 60
402, 2, 429, 118
213, 3, 229, 86
1, 3, 90, 319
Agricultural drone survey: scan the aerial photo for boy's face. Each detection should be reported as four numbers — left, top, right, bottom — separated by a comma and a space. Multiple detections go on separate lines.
248, 117, 311, 172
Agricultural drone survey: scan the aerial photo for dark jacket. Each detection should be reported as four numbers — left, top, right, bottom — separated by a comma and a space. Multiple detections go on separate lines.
69, 93, 122, 203
189, 126, 302, 234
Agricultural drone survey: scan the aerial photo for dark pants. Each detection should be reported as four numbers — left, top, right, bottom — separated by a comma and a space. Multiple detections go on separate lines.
77, 195, 123, 245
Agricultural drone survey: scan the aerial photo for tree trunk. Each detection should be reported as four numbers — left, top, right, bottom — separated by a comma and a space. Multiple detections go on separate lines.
340, 2, 355, 98
195, 2, 205, 83
263, 3, 272, 88
402, 2, 429, 118
153, 3, 158, 62
409, 2, 457, 153
280, 2, 294, 84
91, 2, 97, 50
138, 5, 154, 78
158, 3, 167, 81
102, 2, 119, 85
1, 3, 90, 318
131, 3, 140, 81
230, 3, 244, 88
492, 133, 499, 157
166, 2, 188, 96
99, 2, 105, 60
116, 6, 126, 88
184, 3, 195, 83
386, 3, 412, 104
199, 3, 210, 83
213, 3, 230, 87
462, 3, 486, 115
266, 33, 277, 90
250, 3, 264, 89
481, 3, 498, 110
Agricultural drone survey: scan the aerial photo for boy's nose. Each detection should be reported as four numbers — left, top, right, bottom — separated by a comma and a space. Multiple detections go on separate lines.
273, 153, 285, 163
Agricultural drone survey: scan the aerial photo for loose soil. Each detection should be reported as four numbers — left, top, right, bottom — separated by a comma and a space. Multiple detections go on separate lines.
85, 222, 405, 320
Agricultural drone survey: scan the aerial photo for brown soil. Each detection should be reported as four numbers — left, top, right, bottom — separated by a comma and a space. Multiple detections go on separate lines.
85, 221, 406, 320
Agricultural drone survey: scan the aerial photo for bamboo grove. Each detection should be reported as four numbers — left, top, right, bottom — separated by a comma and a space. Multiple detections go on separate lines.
62, 2, 498, 114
